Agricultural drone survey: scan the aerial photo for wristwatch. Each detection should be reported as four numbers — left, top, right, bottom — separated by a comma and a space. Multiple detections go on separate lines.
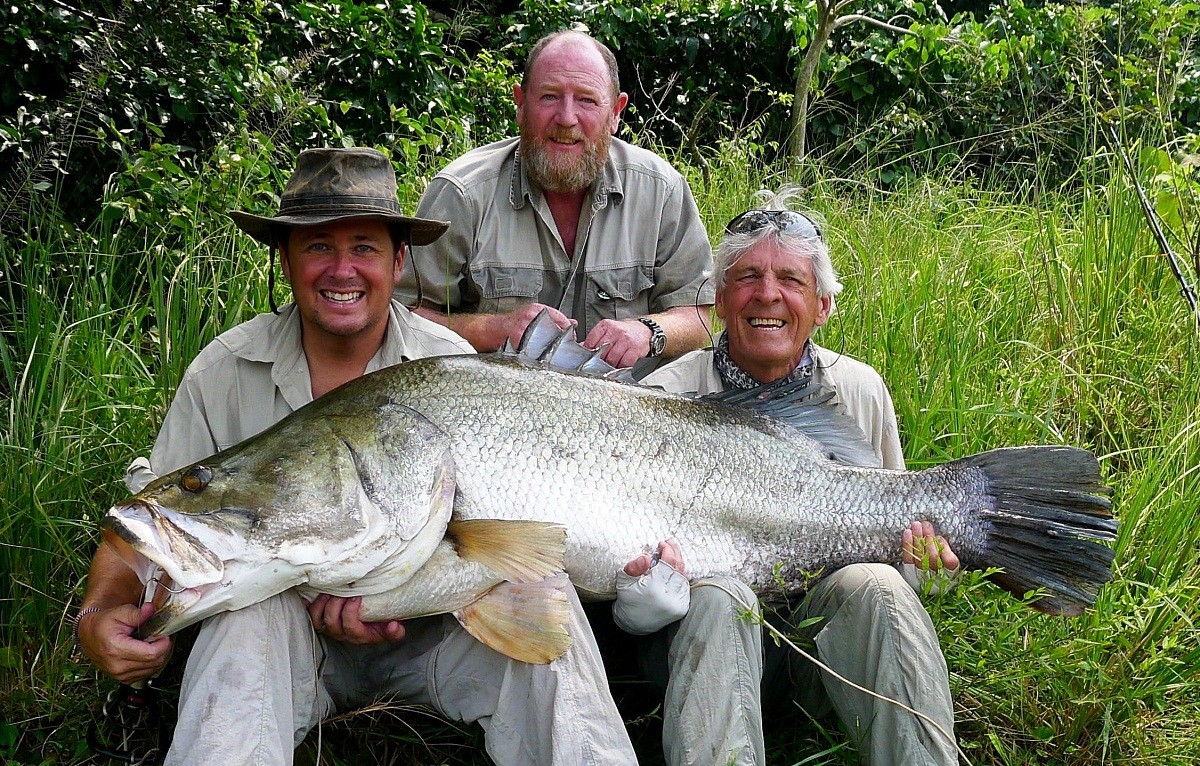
638, 317, 667, 357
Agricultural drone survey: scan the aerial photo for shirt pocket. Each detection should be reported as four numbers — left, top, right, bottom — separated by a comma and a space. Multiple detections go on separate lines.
469, 265, 544, 315
587, 264, 654, 324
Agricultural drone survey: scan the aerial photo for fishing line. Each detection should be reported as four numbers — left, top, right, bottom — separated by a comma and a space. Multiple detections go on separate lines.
1107, 124, 1200, 326
705, 580, 972, 766
693, 276, 716, 349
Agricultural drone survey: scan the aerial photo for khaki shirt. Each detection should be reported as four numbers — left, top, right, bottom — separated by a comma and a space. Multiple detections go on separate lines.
641, 342, 905, 470
397, 137, 716, 337
125, 302, 474, 492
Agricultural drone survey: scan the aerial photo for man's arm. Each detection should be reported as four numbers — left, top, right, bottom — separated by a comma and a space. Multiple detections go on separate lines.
582, 305, 712, 369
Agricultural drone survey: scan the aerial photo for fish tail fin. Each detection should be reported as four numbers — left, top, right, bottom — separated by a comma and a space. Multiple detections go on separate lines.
447, 519, 567, 583
958, 446, 1117, 616
455, 578, 572, 664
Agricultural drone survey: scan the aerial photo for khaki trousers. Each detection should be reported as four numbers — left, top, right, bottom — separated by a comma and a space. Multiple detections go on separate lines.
643, 564, 957, 766
164, 576, 637, 766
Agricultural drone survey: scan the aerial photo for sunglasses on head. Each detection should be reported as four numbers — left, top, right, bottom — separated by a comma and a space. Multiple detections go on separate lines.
724, 209, 822, 240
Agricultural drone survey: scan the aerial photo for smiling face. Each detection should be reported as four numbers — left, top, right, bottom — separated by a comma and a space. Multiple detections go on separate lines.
716, 239, 833, 384
515, 34, 628, 193
281, 218, 403, 350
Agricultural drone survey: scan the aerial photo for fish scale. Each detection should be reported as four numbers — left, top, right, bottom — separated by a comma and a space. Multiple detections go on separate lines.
375, 356, 1000, 599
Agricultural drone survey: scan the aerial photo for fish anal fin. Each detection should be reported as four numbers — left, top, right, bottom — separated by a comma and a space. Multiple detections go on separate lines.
447, 519, 566, 583
455, 579, 572, 664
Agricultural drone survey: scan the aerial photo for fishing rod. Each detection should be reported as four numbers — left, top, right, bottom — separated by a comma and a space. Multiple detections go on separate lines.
1107, 124, 1200, 325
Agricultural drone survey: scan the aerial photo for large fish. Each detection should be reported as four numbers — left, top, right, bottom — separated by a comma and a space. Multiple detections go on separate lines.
101, 314, 1117, 664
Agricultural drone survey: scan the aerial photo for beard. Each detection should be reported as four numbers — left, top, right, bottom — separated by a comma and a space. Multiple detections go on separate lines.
520, 126, 611, 193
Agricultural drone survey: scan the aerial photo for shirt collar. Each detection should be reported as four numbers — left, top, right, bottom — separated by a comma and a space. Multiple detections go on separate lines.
222, 302, 421, 410
712, 331, 815, 390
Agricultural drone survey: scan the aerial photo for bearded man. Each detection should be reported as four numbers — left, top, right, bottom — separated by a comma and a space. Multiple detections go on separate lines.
396, 29, 714, 372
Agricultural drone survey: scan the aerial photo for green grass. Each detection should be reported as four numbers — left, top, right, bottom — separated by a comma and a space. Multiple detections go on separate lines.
2, 135, 1198, 765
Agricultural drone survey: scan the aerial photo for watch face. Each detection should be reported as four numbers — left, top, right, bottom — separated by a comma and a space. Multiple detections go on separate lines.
640, 317, 665, 356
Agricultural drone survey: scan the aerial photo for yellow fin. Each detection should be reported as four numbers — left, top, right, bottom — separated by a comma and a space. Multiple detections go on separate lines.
455, 579, 572, 664
447, 519, 566, 583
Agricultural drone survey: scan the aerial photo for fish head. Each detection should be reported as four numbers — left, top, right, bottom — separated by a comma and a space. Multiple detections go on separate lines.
102, 402, 455, 637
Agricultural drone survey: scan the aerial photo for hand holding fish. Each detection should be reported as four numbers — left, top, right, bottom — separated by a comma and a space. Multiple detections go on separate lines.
584, 319, 654, 368
77, 602, 172, 685
306, 594, 406, 645
624, 538, 687, 577
488, 303, 576, 352
901, 521, 960, 572
615, 539, 691, 635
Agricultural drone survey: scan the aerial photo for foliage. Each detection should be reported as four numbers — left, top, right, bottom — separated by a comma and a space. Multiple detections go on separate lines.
0, 0, 516, 228
3, 131, 1200, 763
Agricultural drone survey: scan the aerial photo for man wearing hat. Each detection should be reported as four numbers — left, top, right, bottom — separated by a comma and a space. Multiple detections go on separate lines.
75, 147, 639, 765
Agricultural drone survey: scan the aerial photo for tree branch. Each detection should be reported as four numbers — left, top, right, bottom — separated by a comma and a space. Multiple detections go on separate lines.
833, 14, 919, 36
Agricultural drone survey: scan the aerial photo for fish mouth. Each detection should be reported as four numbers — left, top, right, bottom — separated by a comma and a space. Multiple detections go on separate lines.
101, 499, 227, 636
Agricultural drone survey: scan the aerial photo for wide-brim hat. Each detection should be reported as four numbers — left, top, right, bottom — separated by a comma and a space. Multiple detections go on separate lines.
228, 147, 449, 246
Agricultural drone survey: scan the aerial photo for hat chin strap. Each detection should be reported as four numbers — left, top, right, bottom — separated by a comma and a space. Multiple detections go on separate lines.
268, 245, 281, 315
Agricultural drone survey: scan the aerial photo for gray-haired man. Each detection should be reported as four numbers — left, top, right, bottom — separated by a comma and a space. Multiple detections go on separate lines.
614, 188, 960, 766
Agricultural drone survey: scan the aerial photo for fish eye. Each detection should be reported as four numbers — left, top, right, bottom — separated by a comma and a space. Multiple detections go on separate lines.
181, 466, 212, 493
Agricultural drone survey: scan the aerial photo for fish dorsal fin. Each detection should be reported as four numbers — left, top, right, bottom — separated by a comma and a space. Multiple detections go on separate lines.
704, 377, 879, 466
506, 309, 637, 383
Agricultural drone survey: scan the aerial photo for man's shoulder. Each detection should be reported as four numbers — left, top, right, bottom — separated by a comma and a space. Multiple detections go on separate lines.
608, 138, 685, 184
639, 348, 717, 395
432, 137, 520, 189
185, 310, 287, 377
814, 345, 891, 398
390, 302, 476, 358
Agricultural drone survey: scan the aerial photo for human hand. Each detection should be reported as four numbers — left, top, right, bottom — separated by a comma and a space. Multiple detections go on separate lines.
623, 538, 687, 577
307, 594, 405, 645
494, 304, 576, 351
77, 602, 173, 685
901, 521, 960, 573
584, 318, 653, 368
615, 539, 690, 635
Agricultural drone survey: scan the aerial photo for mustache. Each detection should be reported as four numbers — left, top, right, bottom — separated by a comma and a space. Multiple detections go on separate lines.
545, 129, 584, 144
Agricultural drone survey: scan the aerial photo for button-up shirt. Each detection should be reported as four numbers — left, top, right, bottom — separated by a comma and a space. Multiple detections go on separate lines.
397, 137, 715, 338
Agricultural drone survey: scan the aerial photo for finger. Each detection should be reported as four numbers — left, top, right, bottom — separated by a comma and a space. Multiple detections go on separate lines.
624, 553, 653, 576
937, 535, 961, 570
659, 539, 686, 575
321, 595, 349, 634
306, 594, 330, 628
924, 533, 941, 571
582, 320, 616, 349
337, 598, 372, 642
539, 305, 576, 329
385, 621, 406, 641
901, 528, 915, 564
602, 341, 639, 368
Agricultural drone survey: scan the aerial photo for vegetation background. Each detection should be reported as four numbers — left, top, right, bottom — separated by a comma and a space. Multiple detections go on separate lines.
2, 0, 1198, 764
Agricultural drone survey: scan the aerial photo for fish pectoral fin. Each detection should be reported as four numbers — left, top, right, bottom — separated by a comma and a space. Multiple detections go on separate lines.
454, 579, 572, 664
447, 519, 566, 583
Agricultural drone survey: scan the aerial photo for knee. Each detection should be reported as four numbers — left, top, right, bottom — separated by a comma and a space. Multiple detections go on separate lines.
691, 576, 758, 615
823, 564, 919, 610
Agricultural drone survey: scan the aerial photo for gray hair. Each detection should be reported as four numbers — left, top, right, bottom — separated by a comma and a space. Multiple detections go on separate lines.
714, 186, 843, 308
522, 28, 621, 103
